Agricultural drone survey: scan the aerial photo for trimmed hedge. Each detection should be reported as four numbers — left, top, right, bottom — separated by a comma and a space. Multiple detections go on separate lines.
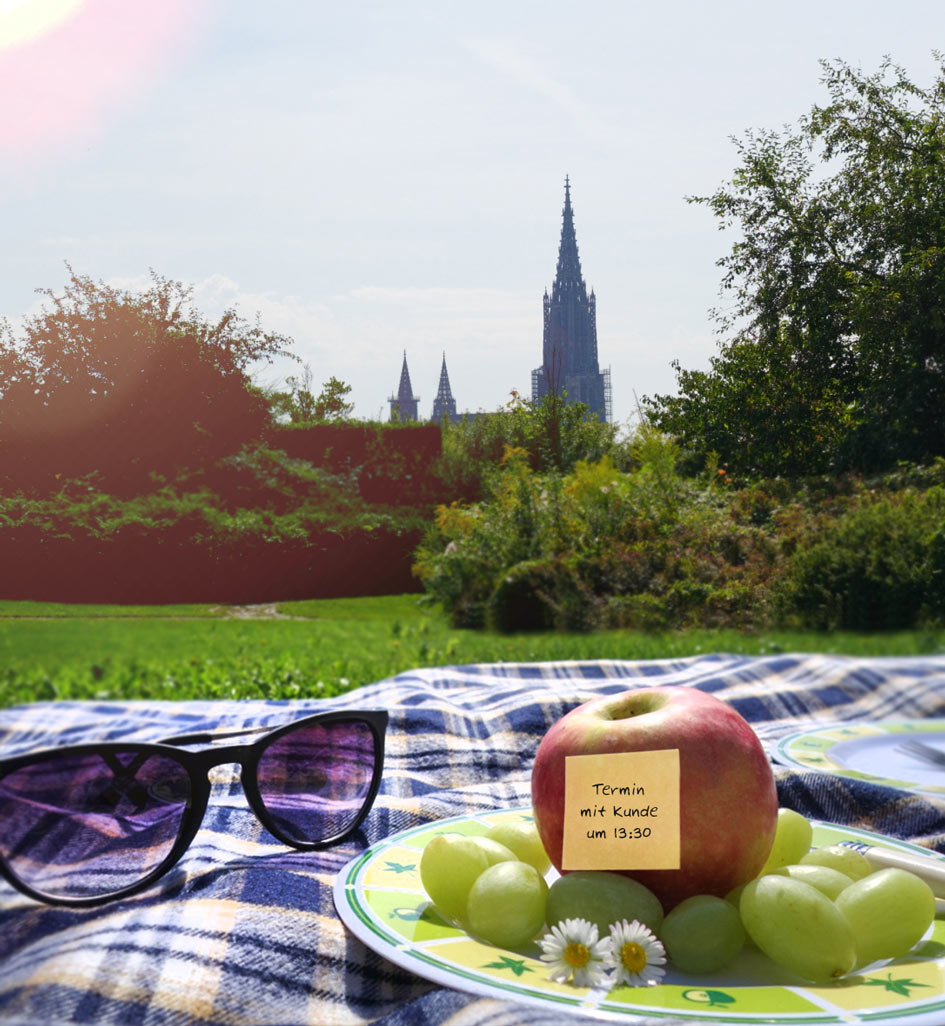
272, 422, 445, 505
272, 422, 442, 469
0, 523, 423, 604
0, 435, 435, 604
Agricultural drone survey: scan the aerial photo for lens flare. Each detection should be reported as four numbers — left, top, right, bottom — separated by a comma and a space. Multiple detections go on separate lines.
0, 0, 84, 51
0, 0, 213, 166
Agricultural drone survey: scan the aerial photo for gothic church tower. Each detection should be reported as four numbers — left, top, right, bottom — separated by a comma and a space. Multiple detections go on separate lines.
532, 177, 611, 421
389, 351, 419, 421
431, 353, 458, 423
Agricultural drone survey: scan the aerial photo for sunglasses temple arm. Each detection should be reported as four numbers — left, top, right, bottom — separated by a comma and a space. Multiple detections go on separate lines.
158, 724, 272, 747
160, 712, 385, 748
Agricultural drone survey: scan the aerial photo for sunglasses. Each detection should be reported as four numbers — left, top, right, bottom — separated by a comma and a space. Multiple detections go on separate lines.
0, 709, 388, 907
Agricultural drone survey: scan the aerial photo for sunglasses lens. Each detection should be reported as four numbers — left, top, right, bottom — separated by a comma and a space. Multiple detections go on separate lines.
256, 719, 378, 844
0, 750, 191, 901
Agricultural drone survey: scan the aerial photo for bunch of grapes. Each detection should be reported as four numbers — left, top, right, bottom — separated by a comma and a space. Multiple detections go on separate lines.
418, 809, 937, 984
737, 808, 936, 981
419, 821, 553, 949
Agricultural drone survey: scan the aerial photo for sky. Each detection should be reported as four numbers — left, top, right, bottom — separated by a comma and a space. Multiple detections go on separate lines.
1, 0, 943, 428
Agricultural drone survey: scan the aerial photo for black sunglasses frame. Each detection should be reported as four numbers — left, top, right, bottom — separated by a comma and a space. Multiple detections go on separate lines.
0, 708, 388, 908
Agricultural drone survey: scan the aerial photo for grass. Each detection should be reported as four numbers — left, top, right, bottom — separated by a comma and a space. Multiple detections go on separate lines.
3, 593, 945, 708
0, 600, 229, 619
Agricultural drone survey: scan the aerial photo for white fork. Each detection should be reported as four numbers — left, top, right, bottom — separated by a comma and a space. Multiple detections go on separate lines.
896, 738, 945, 768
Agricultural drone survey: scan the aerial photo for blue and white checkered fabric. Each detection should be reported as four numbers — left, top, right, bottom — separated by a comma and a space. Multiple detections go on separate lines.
3, 653, 945, 1025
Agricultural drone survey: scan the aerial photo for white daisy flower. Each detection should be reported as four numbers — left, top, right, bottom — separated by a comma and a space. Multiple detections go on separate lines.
538, 917, 611, 988
609, 919, 667, 987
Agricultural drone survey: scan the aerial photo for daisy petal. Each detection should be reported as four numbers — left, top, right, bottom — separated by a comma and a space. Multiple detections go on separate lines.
538, 917, 610, 988
609, 918, 667, 987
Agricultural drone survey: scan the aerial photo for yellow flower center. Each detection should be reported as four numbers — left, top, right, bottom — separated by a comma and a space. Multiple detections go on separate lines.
620, 941, 648, 974
563, 942, 591, 968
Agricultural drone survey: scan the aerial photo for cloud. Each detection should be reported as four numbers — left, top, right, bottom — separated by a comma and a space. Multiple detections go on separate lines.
344, 284, 530, 318
461, 35, 616, 145
232, 281, 539, 419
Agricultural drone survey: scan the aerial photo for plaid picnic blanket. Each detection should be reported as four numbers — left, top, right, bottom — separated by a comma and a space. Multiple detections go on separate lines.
3, 653, 945, 1026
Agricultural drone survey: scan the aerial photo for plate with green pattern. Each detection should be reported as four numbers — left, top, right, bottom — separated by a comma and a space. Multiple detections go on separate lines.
774, 720, 945, 796
334, 806, 945, 1024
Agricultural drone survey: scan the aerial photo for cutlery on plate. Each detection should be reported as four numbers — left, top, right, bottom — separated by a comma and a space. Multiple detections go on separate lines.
895, 738, 945, 767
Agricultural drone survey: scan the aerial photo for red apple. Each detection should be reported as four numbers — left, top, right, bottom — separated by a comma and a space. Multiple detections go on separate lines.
531, 686, 777, 910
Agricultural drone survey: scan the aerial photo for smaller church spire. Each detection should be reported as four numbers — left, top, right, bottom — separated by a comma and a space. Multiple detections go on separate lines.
397, 351, 414, 401
389, 351, 419, 421
431, 352, 458, 423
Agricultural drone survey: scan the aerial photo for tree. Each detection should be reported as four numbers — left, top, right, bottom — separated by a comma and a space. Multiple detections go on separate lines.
437, 390, 621, 502
266, 364, 318, 424
265, 368, 354, 424
314, 375, 354, 421
0, 268, 295, 491
648, 56, 945, 477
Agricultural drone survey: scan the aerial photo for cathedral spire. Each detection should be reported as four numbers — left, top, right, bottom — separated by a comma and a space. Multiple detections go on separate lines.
431, 352, 458, 423
532, 176, 610, 422
554, 174, 584, 293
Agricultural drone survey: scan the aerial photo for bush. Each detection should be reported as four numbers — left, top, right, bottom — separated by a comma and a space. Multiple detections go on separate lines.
599, 593, 670, 631
435, 392, 625, 501
418, 428, 945, 634
777, 488, 945, 630
486, 558, 590, 633
414, 429, 773, 632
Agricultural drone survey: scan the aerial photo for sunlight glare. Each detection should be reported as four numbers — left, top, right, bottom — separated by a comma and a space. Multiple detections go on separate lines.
0, 0, 84, 50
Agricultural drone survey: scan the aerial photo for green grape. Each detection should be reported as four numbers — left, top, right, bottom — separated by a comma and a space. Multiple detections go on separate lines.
659, 894, 745, 973
769, 863, 853, 900
466, 860, 549, 949
725, 884, 758, 948
759, 808, 813, 874
724, 883, 746, 905
546, 871, 664, 936
835, 867, 935, 967
484, 819, 551, 875
739, 875, 857, 982
419, 833, 517, 924
799, 844, 871, 880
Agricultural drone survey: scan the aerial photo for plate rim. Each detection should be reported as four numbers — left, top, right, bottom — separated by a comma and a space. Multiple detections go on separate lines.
334, 806, 945, 1025
774, 719, 945, 795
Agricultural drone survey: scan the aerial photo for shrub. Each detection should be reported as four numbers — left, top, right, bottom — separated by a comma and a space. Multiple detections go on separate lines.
415, 427, 944, 633
486, 558, 590, 633
435, 392, 625, 501
413, 429, 769, 631
413, 447, 574, 627
597, 592, 670, 631
777, 488, 945, 630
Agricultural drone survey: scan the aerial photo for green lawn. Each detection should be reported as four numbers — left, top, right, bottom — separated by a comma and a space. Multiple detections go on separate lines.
3, 594, 945, 708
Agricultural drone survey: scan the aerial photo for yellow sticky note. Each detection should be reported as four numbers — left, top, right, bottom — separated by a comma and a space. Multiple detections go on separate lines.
561, 749, 681, 871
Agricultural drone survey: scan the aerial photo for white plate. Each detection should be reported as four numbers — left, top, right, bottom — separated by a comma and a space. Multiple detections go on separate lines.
334, 807, 945, 1024
774, 720, 945, 796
